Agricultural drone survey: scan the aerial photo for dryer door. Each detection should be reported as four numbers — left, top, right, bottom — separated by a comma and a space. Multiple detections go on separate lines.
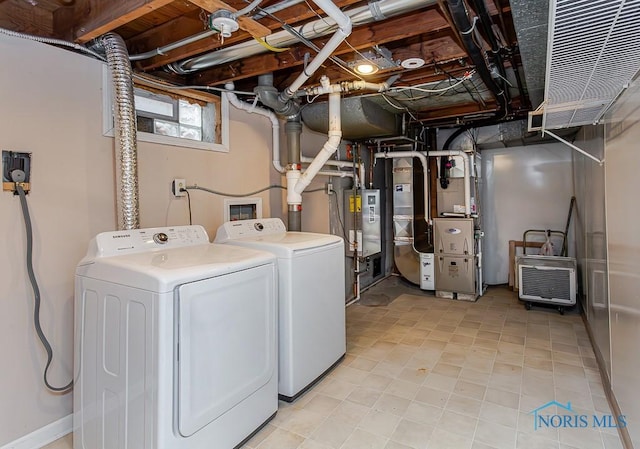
175, 263, 276, 437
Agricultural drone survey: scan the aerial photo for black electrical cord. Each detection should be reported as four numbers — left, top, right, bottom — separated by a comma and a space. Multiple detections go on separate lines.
183, 189, 193, 225
16, 185, 73, 394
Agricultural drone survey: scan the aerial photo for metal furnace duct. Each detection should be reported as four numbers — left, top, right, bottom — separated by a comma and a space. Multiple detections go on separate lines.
302, 97, 400, 139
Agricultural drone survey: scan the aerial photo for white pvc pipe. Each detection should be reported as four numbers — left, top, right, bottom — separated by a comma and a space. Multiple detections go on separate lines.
374, 151, 430, 223
295, 90, 342, 194
426, 150, 471, 216
225, 83, 285, 173
281, 1, 351, 100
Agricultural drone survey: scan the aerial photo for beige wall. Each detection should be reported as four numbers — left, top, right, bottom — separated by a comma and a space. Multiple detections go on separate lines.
603, 76, 640, 447
0, 33, 281, 446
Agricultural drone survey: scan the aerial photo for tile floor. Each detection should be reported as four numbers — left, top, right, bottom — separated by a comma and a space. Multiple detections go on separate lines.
43, 282, 624, 449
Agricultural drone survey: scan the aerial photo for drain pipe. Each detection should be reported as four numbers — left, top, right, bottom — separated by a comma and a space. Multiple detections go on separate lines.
281, 0, 351, 102
225, 83, 285, 173
253, 0, 351, 114
99, 33, 140, 230
294, 86, 342, 196
286, 117, 303, 231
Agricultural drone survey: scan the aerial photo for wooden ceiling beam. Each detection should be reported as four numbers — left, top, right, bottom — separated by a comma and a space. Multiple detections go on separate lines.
130, 0, 362, 70
74, 0, 175, 43
187, 0, 270, 38
189, 9, 450, 87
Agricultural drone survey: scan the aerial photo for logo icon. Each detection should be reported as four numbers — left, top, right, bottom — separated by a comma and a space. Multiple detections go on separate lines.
529, 401, 626, 430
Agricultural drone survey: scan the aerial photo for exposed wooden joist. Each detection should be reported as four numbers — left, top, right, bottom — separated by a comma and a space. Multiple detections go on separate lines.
130, 0, 367, 71
0, 1, 54, 36
189, 9, 449, 87
74, 0, 175, 43
188, 0, 270, 38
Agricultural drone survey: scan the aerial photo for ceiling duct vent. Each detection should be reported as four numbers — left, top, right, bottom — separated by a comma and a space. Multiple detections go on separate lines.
301, 97, 400, 139
538, 0, 640, 130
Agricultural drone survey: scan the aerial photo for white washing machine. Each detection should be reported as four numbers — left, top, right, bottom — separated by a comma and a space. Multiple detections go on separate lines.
74, 225, 278, 449
215, 218, 345, 401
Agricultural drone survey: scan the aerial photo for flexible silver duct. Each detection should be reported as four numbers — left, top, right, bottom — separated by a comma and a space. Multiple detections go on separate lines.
168, 0, 436, 74
99, 33, 140, 230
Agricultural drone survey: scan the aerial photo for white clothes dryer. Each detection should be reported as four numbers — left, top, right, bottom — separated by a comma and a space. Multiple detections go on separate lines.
74, 225, 278, 449
215, 218, 345, 401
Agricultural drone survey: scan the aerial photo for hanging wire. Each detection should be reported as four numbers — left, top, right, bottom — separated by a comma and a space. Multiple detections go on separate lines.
16, 185, 73, 393
186, 184, 285, 197
184, 189, 193, 225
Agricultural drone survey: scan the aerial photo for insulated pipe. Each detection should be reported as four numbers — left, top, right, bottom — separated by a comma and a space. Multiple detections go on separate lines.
99, 33, 140, 230
129, 29, 218, 61
374, 151, 430, 223
426, 150, 471, 216
294, 90, 342, 196
225, 83, 286, 173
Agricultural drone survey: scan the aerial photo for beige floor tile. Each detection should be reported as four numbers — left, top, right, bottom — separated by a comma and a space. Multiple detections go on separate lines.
385, 440, 414, 449
516, 431, 559, 449
396, 366, 430, 384
402, 401, 443, 424
350, 357, 380, 372
474, 420, 517, 449
278, 409, 328, 437
330, 400, 370, 427
390, 418, 433, 449
318, 378, 358, 401
385, 378, 421, 400
437, 409, 478, 439
347, 386, 383, 407
342, 429, 388, 449
431, 362, 462, 377
244, 424, 278, 448
374, 393, 412, 416
484, 387, 520, 410
558, 427, 605, 449
359, 409, 402, 438
257, 427, 306, 449
427, 427, 473, 449
453, 379, 486, 400
303, 394, 342, 416
445, 393, 483, 418
299, 439, 334, 449
310, 416, 355, 448
362, 373, 394, 392
479, 401, 519, 428
372, 361, 406, 378
423, 372, 458, 392
414, 385, 450, 408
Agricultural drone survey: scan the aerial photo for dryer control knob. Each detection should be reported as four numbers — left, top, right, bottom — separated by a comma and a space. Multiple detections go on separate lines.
254, 222, 264, 231
153, 232, 169, 244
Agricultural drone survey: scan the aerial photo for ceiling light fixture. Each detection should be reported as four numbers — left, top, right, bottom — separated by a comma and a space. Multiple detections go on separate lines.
348, 46, 397, 76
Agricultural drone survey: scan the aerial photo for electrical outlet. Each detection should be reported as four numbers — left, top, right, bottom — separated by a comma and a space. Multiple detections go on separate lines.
172, 178, 187, 197
326, 182, 333, 195
2, 150, 31, 194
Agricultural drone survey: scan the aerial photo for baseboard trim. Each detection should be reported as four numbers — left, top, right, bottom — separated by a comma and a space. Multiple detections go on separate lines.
0, 414, 72, 449
581, 313, 633, 449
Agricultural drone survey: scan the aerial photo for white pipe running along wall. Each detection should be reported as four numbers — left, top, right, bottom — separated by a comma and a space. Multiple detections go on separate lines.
301, 156, 364, 183
225, 83, 285, 173
374, 151, 431, 223
293, 88, 342, 200
426, 150, 471, 216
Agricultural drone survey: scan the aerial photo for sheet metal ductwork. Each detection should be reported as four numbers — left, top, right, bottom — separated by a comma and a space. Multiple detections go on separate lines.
302, 97, 400, 139
99, 32, 140, 230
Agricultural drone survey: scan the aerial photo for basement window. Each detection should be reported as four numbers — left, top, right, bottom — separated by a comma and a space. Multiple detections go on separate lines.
102, 66, 229, 152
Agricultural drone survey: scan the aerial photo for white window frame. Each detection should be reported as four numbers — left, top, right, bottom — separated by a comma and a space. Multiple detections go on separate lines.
102, 65, 229, 153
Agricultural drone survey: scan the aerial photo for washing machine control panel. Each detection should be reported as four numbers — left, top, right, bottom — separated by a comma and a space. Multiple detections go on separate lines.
216, 218, 286, 241
91, 225, 210, 257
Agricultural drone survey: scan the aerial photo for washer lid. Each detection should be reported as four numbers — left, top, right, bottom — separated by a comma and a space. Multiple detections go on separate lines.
76, 243, 275, 292
222, 232, 343, 258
